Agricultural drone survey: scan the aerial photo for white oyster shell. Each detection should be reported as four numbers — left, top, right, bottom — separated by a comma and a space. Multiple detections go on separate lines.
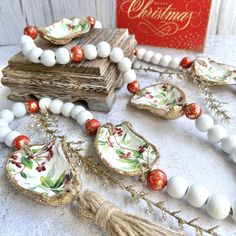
130, 83, 186, 120
37, 17, 91, 45
192, 58, 236, 85
95, 122, 160, 176
5, 139, 80, 206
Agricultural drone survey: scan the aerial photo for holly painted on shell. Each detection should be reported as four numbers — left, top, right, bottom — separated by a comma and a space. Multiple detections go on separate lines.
147, 169, 167, 190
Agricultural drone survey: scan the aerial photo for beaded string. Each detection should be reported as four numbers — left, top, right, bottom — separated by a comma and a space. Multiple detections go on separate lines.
0, 97, 236, 222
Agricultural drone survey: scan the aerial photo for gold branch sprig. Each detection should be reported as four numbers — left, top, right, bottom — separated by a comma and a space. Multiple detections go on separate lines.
35, 111, 220, 236
133, 64, 230, 123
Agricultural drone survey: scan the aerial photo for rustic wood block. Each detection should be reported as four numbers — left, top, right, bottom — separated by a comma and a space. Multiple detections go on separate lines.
2, 28, 137, 112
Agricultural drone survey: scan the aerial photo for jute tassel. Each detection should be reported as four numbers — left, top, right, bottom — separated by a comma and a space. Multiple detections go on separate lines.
75, 191, 183, 236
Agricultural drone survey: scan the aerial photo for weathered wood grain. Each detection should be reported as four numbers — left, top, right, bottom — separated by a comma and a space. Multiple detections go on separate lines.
2, 29, 137, 111
1, 0, 236, 45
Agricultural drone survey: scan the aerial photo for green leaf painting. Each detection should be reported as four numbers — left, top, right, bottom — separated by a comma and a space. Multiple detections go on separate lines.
21, 156, 33, 169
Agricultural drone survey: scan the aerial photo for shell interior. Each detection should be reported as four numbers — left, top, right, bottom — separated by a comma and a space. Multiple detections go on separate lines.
193, 58, 236, 85
43, 17, 90, 39
95, 122, 159, 176
6, 140, 74, 198
130, 83, 186, 120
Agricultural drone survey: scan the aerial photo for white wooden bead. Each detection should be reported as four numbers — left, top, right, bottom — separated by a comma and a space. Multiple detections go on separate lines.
94, 20, 102, 29
4, 130, 21, 147
151, 53, 162, 65
0, 127, 11, 142
230, 147, 236, 163
143, 50, 154, 62
22, 42, 37, 56
61, 102, 75, 117
76, 110, 93, 126
195, 114, 214, 132
27, 47, 43, 63
11, 102, 27, 118
123, 69, 136, 84
118, 57, 132, 72
137, 48, 146, 60
83, 44, 97, 60
0, 109, 14, 123
186, 184, 209, 208
221, 134, 236, 154
55, 48, 70, 64
39, 98, 52, 111
207, 125, 227, 143
206, 194, 231, 220
97, 41, 111, 58
71, 106, 86, 119
159, 55, 172, 67
166, 176, 188, 199
40, 50, 56, 67
109, 47, 124, 63
0, 119, 8, 127
231, 201, 236, 222
19, 35, 34, 45
49, 99, 64, 114
169, 57, 181, 69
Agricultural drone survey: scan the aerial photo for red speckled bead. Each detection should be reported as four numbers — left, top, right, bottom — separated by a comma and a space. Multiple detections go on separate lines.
87, 16, 96, 28
147, 169, 167, 191
184, 103, 202, 119
12, 135, 31, 150
180, 57, 192, 69
25, 99, 39, 113
70, 46, 84, 62
23, 26, 38, 40
127, 80, 140, 94
85, 119, 101, 135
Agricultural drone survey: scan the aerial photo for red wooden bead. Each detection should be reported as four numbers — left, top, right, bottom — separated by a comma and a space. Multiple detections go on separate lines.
70, 46, 84, 62
25, 99, 39, 113
184, 103, 202, 119
12, 135, 31, 150
85, 119, 101, 135
127, 80, 140, 94
23, 26, 38, 40
147, 169, 167, 191
87, 16, 96, 28
133, 48, 137, 56
180, 57, 192, 69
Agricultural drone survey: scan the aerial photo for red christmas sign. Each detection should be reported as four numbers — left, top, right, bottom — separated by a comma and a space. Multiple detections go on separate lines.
116, 0, 212, 52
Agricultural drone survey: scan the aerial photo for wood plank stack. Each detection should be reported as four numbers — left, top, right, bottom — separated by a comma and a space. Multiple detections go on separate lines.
2, 28, 137, 111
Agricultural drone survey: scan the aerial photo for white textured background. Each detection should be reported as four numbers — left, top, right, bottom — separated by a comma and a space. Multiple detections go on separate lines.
1, 0, 236, 45
0, 35, 236, 236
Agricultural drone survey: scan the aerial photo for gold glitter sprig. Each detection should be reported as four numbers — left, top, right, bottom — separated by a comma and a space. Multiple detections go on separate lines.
133, 63, 230, 123
35, 111, 221, 236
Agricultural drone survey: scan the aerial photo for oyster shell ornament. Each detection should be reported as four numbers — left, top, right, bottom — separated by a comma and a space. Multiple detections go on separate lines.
95, 122, 160, 176
5, 139, 80, 206
37, 17, 91, 45
192, 58, 236, 85
130, 83, 186, 120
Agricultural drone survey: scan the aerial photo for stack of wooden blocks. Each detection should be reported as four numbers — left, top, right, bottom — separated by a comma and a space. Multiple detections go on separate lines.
2, 28, 137, 111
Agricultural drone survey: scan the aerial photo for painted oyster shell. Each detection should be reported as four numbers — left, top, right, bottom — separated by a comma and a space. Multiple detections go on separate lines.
37, 17, 91, 45
130, 83, 186, 120
5, 139, 80, 206
192, 58, 236, 85
95, 122, 160, 176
